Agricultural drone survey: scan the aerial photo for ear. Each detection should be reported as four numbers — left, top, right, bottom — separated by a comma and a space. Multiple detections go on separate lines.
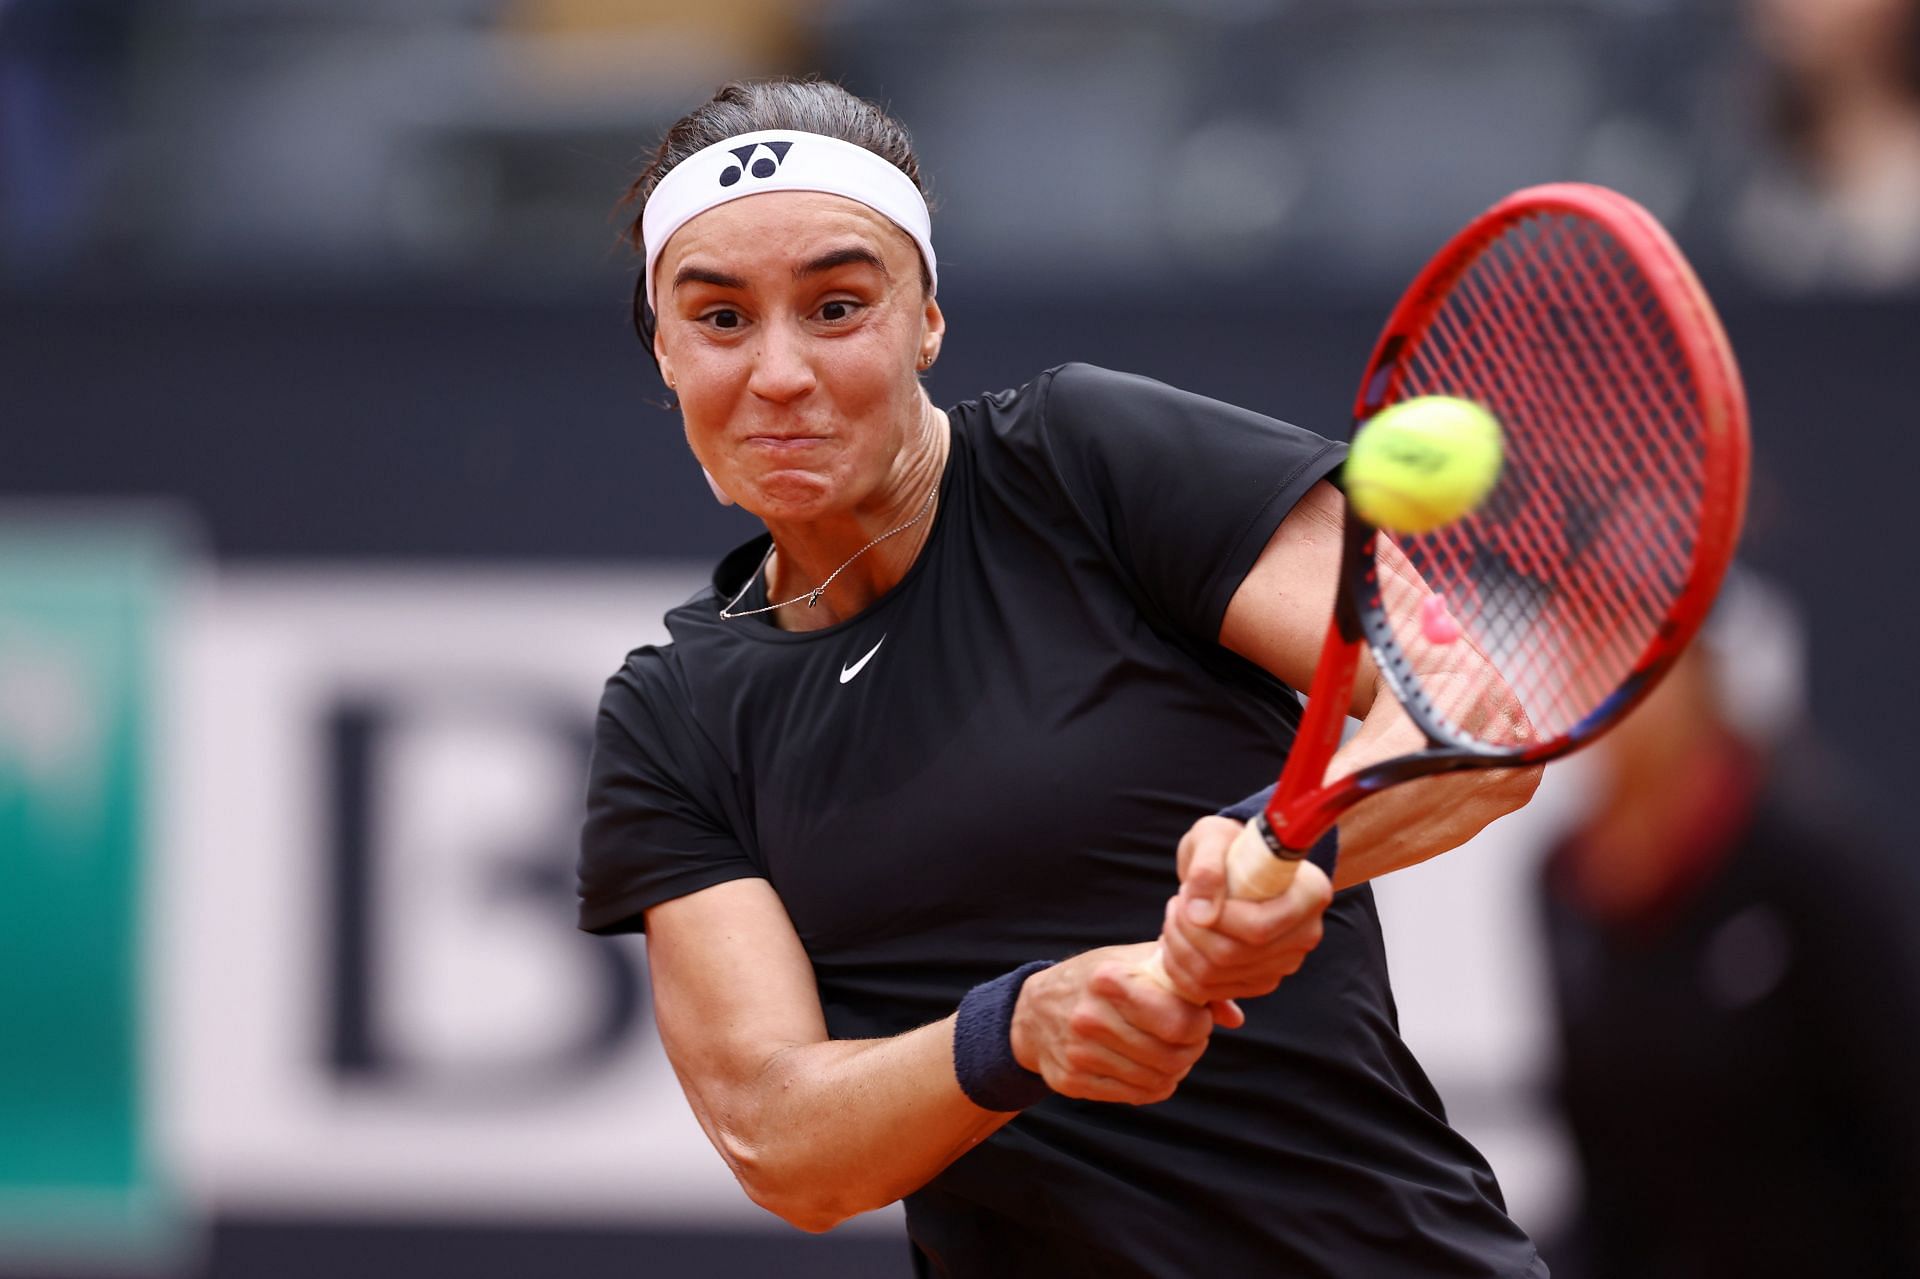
919, 295, 946, 367
655, 330, 676, 391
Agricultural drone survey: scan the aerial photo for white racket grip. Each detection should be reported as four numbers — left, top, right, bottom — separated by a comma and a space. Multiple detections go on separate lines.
1137, 818, 1303, 998
1224, 817, 1304, 901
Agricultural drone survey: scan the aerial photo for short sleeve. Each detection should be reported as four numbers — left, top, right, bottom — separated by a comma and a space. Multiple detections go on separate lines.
1039, 363, 1346, 643
577, 649, 760, 935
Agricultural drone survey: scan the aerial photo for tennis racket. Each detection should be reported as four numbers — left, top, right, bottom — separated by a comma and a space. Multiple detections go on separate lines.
1152, 182, 1749, 967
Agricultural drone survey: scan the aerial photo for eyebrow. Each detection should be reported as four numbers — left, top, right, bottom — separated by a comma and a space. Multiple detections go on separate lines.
794, 246, 889, 280
671, 265, 747, 292
670, 245, 890, 295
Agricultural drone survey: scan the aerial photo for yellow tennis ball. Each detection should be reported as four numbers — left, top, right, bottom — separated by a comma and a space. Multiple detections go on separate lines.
1344, 396, 1504, 534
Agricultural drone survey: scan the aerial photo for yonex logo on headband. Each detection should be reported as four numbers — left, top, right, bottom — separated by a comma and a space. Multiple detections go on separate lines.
641, 129, 938, 314
720, 141, 794, 187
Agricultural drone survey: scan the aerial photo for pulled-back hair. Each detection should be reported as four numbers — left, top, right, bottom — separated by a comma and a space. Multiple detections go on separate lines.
622, 78, 931, 362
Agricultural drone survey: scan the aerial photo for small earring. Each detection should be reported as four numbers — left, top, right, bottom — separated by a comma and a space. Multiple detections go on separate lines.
920, 353, 934, 368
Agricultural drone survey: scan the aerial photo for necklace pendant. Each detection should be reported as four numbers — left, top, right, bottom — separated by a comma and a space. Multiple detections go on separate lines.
806, 587, 824, 609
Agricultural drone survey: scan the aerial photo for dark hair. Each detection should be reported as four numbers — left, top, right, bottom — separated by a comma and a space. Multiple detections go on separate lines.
622, 78, 932, 369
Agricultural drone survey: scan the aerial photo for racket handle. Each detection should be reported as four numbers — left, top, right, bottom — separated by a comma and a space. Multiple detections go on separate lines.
1224, 815, 1304, 901
1137, 817, 1304, 998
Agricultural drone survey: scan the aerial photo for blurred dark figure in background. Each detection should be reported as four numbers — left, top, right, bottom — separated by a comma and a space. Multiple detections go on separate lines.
0, 0, 138, 279
1538, 571, 1920, 1278
1730, 0, 1920, 290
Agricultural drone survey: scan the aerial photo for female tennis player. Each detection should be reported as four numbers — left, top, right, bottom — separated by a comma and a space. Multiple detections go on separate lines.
580, 78, 1546, 1277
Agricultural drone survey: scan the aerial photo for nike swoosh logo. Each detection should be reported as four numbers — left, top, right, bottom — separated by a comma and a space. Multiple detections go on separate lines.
840, 636, 886, 684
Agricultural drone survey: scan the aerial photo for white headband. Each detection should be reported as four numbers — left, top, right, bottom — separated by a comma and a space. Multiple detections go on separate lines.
641, 129, 937, 315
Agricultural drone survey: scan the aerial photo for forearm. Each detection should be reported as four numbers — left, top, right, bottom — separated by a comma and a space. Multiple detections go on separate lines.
695, 1015, 1013, 1231
652, 889, 1206, 1232
649, 883, 1018, 1232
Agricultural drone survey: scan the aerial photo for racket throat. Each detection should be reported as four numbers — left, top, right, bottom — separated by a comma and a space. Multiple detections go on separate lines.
1267, 588, 1368, 853
1247, 811, 1292, 859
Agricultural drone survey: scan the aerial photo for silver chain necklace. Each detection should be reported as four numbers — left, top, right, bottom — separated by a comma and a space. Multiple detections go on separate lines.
718, 481, 940, 621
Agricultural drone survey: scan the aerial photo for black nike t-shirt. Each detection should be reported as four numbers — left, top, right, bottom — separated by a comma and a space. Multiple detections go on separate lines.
579, 363, 1545, 1278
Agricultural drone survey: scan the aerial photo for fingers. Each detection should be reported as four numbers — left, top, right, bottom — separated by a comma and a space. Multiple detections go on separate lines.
1208, 999, 1246, 1030
1159, 898, 1300, 1002
1203, 863, 1333, 946
1158, 862, 1334, 1005
1051, 1026, 1197, 1103
1016, 948, 1216, 1106
1090, 958, 1213, 1048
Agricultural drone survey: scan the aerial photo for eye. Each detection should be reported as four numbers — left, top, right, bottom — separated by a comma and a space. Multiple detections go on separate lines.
703, 308, 743, 330
817, 299, 860, 323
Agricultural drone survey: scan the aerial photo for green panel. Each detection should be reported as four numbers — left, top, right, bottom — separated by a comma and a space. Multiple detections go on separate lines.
0, 518, 181, 1265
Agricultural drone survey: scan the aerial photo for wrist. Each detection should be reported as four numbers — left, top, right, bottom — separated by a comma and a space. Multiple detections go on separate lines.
1008, 966, 1046, 1072
953, 960, 1056, 1112
1218, 784, 1275, 824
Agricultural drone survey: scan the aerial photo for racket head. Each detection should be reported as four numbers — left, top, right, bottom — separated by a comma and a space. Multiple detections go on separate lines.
1346, 182, 1749, 765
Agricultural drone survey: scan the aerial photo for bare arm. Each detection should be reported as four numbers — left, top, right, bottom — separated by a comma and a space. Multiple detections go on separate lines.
646, 878, 1213, 1232
1218, 480, 1541, 889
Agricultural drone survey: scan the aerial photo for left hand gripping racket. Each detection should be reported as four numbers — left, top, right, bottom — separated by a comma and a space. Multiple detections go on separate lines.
1152, 183, 1749, 974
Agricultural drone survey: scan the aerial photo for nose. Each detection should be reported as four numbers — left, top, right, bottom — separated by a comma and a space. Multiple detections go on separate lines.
747, 319, 817, 404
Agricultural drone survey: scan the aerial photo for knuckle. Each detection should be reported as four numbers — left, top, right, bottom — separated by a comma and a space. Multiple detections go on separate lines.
1189, 931, 1230, 964
1247, 916, 1288, 946
1144, 1013, 1187, 1046
1152, 1013, 1198, 1044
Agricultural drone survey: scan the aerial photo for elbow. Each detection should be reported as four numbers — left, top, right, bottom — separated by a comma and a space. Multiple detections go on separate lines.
743, 1177, 858, 1235
720, 1130, 871, 1234
763, 1200, 854, 1235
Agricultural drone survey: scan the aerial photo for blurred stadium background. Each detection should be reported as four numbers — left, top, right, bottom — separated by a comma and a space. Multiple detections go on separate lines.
4, 0, 1917, 1275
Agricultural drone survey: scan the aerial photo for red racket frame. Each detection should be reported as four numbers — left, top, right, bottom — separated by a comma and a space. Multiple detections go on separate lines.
1257, 183, 1750, 856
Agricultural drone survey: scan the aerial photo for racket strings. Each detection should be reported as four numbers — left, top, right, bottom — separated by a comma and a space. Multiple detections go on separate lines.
1414, 255, 1659, 699
1383, 211, 1712, 747
1416, 223, 1697, 733
1430, 272, 1679, 729
1491, 224, 1697, 642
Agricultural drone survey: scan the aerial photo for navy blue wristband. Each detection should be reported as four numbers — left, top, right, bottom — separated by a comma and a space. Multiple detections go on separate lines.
953, 960, 1057, 1112
1217, 785, 1340, 881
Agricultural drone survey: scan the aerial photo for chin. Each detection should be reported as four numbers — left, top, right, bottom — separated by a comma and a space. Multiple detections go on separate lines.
740, 470, 840, 517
